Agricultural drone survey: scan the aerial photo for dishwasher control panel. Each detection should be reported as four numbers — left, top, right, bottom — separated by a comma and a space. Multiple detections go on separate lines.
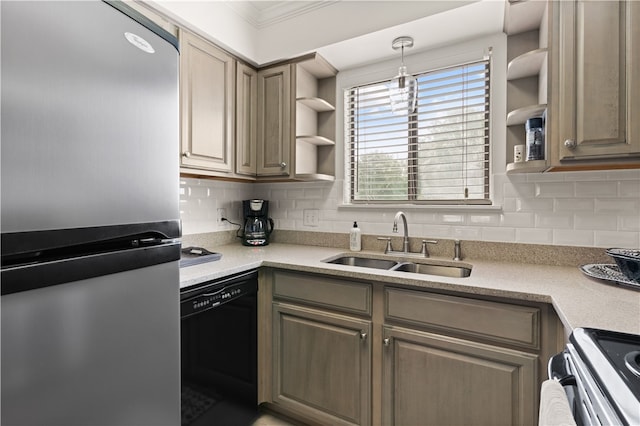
180, 270, 258, 319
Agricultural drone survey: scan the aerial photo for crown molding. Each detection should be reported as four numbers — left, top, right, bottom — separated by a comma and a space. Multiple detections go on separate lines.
225, 1, 339, 29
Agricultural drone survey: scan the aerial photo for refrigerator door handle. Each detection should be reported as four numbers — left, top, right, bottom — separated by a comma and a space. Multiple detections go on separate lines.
1, 241, 180, 296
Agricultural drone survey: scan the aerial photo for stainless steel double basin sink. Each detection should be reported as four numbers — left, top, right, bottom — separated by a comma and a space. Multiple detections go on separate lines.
322, 254, 471, 278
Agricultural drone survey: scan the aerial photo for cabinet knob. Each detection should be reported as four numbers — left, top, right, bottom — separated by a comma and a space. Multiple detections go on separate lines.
564, 139, 577, 150
183, 151, 191, 158
280, 162, 287, 168
383, 338, 390, 346
360, 332, 367, 340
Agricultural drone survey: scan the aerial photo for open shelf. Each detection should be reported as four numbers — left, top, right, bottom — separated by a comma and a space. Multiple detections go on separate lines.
504, 0, 547, 35
293, 53, 337, 180
297, 97, 335, 112
294, 173, 336, 182
507, 48, 547, 80
507, 104, 547, 126
504, 0, 549, 174
296, 135, 335, 146
506, 160, 548, 174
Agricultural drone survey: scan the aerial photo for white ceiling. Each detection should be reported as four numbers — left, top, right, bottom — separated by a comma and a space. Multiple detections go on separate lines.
151, 0, 506, 70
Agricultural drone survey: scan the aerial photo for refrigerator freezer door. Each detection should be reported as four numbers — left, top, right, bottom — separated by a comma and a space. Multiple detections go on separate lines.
1, 1, 179, 233
1, 261, 181, 426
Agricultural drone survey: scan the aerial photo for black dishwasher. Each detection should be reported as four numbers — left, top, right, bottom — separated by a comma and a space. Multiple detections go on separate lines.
180, 269, 258, 426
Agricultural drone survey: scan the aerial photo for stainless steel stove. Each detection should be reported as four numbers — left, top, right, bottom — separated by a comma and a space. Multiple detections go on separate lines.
549, 328, 640, 426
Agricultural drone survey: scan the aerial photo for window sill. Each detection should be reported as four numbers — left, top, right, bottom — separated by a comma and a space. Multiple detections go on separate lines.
337, 203, 503, 212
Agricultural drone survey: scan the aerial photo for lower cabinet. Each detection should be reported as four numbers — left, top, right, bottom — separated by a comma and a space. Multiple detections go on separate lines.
272, 303, 372, 425
381, 326, 537, 426
260, 269, 562, 426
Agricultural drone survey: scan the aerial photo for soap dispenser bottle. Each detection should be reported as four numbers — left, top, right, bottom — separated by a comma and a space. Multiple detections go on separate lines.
349, 221, 361, 252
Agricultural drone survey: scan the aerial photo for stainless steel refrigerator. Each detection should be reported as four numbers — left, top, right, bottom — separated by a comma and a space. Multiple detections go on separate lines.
1, 1, 181, 424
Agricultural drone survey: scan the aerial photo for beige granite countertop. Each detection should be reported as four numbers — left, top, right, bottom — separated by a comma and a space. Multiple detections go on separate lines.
179, 242, 640, 336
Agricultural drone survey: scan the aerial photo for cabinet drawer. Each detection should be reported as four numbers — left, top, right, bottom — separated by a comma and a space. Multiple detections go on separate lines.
385, 287, 540, 349
273, 270, 371, 316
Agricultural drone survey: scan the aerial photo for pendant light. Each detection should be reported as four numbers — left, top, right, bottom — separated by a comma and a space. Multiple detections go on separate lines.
389, 36, 417, 115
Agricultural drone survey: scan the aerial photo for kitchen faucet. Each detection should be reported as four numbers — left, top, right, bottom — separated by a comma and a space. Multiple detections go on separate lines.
393, 211, 410, 253
377, 211, 437, 257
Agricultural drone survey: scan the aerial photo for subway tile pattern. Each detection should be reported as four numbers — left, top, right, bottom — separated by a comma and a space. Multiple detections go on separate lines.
179, 178, 253, 236
180, 169, 640, 248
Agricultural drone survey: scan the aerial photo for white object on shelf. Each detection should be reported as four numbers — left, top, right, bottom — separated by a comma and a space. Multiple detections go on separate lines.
514, 144, 525, 163
507, 48, 547, 80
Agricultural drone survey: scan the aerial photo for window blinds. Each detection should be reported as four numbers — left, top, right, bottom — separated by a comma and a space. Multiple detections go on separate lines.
346, 59, 491, 204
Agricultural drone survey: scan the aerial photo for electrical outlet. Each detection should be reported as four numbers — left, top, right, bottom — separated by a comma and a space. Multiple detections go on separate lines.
303, 209, 319, 227
217, 208, 226, 224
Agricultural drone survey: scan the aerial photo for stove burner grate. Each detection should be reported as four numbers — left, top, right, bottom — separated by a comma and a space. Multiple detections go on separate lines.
624, 351, 640, 378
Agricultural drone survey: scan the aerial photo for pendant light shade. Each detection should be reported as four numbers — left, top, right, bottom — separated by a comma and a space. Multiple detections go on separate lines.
389, 36, 417, 115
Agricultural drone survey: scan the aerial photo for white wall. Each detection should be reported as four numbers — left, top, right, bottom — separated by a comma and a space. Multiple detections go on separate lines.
148, 1, 259, 64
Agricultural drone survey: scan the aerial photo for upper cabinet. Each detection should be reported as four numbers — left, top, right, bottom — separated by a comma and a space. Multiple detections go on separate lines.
548, 0, 640, 170
179, 29, 235, 176
236, 62, 258, 178
257, 64, 293, 177
256, 54, 338, 181
505, 0, 640, 174
178, 36, 338, 182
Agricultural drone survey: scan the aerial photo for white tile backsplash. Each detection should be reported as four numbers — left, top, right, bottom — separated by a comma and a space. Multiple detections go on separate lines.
555, 198, 594, 212
575, 181, 620, 198
180, 170, 640, 248
594, 231, 639, 248
619, 180, 640, 198
535, 182, 575, 198
553, 229, 594, 246
535, 212, 574, 229
619, 215, 640, 232
180, 178, 253, 235
516, 228, 553, 244
574, 213, 617, 231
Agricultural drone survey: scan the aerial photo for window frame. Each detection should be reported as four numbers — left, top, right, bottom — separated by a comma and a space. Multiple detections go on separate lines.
337, 34, 506, 209
346, 57, 492, 205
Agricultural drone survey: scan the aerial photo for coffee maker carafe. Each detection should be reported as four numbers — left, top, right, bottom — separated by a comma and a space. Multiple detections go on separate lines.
242, 199, 274, 246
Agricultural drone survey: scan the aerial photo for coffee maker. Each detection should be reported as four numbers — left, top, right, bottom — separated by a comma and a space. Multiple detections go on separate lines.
242, 199, 274, 246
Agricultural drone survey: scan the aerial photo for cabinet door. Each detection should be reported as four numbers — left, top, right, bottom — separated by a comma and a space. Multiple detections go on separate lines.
236, 63, 257, 177
179, 29, 234, 173
257, 65, 292, 177
553, 0, 640, 163
272, 303, 371, 426
382, 326, 538, 426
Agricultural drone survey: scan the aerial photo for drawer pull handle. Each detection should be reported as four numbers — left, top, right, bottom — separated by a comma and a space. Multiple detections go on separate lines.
360, 332, 367, 340
383, 338, 390, 346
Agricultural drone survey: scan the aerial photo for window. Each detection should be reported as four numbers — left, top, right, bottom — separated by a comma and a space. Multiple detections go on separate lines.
346, 57, 491, 204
